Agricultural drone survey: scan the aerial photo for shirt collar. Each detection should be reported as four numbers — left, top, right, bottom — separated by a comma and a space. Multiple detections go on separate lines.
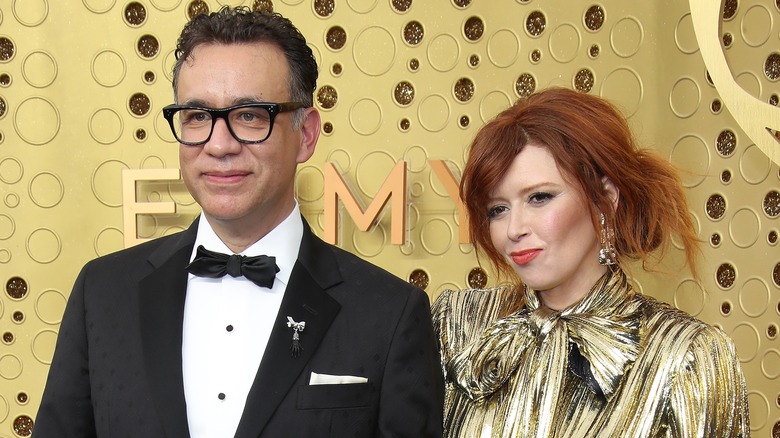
190, 202, 303, 287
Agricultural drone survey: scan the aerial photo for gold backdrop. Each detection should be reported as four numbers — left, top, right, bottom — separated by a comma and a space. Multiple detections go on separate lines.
0, 0, 779, 436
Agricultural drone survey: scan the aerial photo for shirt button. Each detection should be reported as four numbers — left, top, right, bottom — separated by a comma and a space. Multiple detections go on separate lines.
218, 392, 226, 400
226, 324, 233, 332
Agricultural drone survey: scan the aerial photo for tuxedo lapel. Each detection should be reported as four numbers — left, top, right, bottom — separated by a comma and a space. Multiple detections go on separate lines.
235, 220, 342, 438
138, 220, 198, 438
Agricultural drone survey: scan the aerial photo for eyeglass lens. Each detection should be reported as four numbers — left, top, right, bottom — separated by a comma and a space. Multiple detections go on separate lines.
172, 106, 273, 144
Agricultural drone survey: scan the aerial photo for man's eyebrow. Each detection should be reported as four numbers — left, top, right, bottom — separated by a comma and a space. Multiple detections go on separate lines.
178, 96, 266, 108
178, 98, 207, 107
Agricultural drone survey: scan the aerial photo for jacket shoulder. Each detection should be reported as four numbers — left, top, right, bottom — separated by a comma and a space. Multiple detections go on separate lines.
80, 229, 191, 278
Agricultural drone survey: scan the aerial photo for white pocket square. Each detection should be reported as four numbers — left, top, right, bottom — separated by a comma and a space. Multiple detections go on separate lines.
309, 372, 368, 385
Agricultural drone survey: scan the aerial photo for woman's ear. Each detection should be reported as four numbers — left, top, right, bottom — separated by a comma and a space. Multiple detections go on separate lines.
602, 176, 619, 211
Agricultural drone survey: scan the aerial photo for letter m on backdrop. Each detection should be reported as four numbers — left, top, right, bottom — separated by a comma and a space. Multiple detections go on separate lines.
324, 161, 407, 245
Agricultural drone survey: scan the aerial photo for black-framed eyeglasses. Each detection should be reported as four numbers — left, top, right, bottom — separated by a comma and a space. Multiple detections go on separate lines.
162, 101, 307, 146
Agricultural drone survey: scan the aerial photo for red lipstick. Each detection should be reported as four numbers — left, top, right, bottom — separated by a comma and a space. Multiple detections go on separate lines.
511, 249, 541, 266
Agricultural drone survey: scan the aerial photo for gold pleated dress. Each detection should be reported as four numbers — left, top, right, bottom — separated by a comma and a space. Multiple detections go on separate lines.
432, 269, 750, 437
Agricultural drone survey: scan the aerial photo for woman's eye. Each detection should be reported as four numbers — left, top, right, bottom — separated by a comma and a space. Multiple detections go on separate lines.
487, 205, 508, 218
529, 192, 554, 204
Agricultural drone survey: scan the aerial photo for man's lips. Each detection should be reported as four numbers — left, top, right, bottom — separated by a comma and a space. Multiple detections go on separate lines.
202, 171, 250, 182
510, 249, 541, 266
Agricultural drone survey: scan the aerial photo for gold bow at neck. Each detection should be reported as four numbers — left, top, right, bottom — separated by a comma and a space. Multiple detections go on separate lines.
451, 268, 642, 402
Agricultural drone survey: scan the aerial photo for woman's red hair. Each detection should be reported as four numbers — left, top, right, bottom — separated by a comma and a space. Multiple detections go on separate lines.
460, 87, 700, 281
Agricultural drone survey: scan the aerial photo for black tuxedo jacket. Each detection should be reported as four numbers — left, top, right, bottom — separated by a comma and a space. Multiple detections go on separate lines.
34, 218, 444, 437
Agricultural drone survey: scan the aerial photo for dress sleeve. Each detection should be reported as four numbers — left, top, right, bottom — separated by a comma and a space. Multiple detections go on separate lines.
667, 325, 750, 437
431, 290, 454, 381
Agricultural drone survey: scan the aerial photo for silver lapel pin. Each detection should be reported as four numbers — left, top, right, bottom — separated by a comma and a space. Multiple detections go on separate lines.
286, 316, 306, 358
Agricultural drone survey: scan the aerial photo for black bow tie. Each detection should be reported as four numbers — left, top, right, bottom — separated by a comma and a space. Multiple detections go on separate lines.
185, 245, 280, 289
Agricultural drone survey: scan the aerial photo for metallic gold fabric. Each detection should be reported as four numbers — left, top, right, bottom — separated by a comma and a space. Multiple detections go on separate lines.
432, 269, 750, 437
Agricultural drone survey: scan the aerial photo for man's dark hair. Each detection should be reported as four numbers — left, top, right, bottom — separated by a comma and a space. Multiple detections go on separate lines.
172, 6, 318, 127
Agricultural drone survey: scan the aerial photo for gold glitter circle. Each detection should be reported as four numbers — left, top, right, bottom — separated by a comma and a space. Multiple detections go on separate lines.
706, 193, 726, 220
515, 73, 536, 97
589, 44, 599, 58
721, 301, 731, 314
251, 0, 274, 14
574, 68, 595, 93
314, 0, 335, 17
454, 77, 474, 102
404, 20, 424, 46
17, 392, 28, 403
768, 230, 778, 244
0, 37, 15, 61
187, 0, 209, 19
3, 332, 13, 343
711, 99, 721, 113
331, 63, 342, 75
452, 0, 471, 7
399, 118, 410, 131
392, 0, 413, 12
316, 85, 338, 109
6, 276, 28, 299
128, 92, 151, 116
531, 49, 542, 62
467, 267, 487, 288
459, 115, 470, 127
0, 73, 10, 86
144, 70, 155, 83
764, 190, 780, 217
394, 81, 415, 106
0, 96, 6, 118
716, 129, 736, 156
135, 128, 146, 141
723, 0, 738, 20
409, 58, 419, 71
716, 263, 736, 289
469, 54, 480, 67
764, 52, 780, 80
710, 233, 721, 246
137, 35, 160, 59
722, 32, 733, 47
323, 122, 333, 134
409, 268, 429, 290
526, 10, 547, 37
768, 324, 778, 338
770, 94, 779, 105
464, 16, 484, 41
326, 26, 347, 50
584, 5, 605, 31
124, 2, 147, 26
721, 169, 731, 183
13, 311, 24, 322
13, 415, 33, 436
773, 262, 780, 287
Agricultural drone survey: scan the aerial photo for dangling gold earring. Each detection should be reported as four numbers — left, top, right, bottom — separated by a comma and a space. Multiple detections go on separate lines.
599, 213, 617, 266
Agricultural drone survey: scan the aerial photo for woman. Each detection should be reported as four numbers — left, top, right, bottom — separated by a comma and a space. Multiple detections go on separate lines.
433, 88, 750, 437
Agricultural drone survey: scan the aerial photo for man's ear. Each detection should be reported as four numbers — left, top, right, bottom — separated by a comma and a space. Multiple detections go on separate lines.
602, 176, 619, 211
296, 107, 320, 164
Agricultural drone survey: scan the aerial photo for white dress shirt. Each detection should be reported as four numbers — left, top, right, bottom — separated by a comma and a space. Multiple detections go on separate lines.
182, 205, 303, 438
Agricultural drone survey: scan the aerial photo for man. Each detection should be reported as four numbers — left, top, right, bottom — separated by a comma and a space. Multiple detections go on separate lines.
35, 7, 443, 437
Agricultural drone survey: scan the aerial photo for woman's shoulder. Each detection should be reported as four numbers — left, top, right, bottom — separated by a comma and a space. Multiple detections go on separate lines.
433, 286, 519, 323
634, 293, 738, 358
432, 286, 522, 354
